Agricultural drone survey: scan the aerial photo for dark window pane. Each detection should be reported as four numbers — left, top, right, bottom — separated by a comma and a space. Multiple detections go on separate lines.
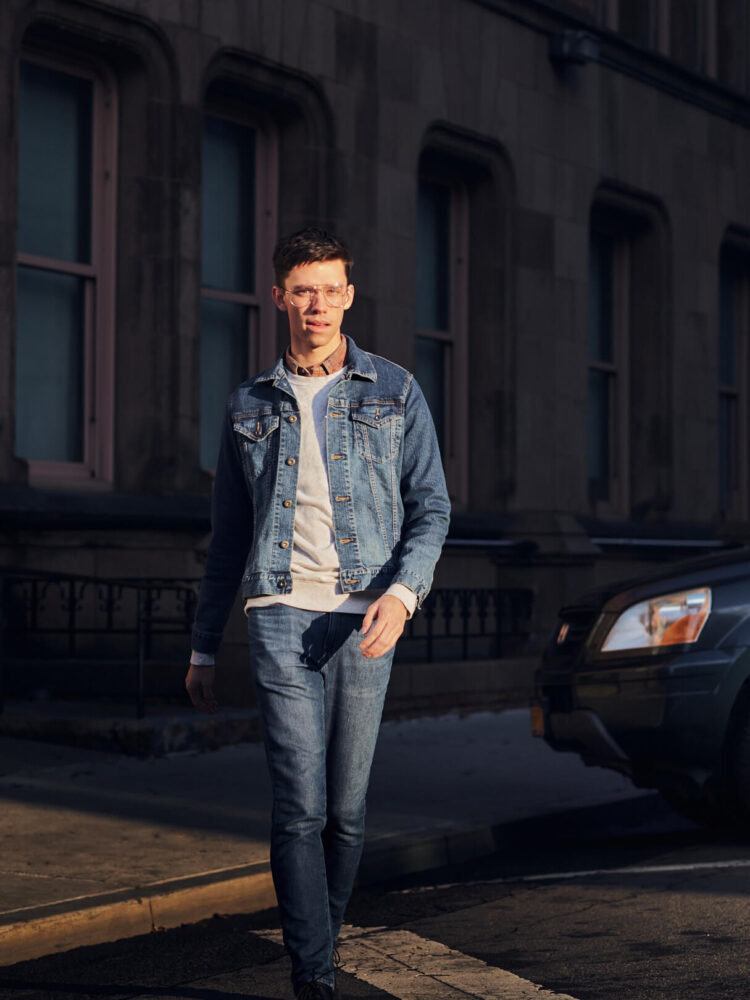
15, 267, 85, 462
415, 335, 446, 453
719, 263, 735, 388
588, 368, 611, 503
200, 298, 249, 468
620, 0, 652, 45
718, 394, 736, 515
416, 179, 450, 331
669, 0, 700, 67
202, 116, 256, 294
588, 231, 614, 363
18, 61, 92, 263
717, 0, 745, 89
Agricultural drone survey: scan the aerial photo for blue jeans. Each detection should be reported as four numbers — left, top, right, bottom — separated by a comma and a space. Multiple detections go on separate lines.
248, 605, 394, 992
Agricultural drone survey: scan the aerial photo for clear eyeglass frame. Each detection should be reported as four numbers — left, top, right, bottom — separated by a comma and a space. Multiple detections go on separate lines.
281, 284, 351, 308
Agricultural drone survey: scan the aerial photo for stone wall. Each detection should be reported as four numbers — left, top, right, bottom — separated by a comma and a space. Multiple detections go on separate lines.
3, 0, 750, 667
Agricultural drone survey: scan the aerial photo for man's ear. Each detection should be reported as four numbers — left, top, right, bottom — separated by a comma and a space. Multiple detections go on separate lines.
271, 286, 287, 312
343, 285, 355, 311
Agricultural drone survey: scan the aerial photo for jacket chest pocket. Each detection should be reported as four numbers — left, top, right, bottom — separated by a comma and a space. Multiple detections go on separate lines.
234, 413, 281, 478
351, 403, 402, 463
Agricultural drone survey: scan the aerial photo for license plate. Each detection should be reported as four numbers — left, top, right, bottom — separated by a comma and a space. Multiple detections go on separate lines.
530, 703, 545, 738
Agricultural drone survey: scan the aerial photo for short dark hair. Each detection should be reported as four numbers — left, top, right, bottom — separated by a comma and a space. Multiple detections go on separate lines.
272, 227, 354, 285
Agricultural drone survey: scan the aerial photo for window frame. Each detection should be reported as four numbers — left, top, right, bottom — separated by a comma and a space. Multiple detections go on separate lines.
718, 246, 749, 521
15, 49, 117, 487
199, 104, 277, 471
415, 169, 469, 507
602, 0, 660, 45
587, 225, 631, 516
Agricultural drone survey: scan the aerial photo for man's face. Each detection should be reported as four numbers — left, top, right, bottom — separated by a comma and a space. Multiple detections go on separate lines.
272, 259, 354, 359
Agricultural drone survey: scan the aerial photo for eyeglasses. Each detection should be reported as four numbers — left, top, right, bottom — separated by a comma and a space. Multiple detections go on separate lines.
280, 284, 351, 308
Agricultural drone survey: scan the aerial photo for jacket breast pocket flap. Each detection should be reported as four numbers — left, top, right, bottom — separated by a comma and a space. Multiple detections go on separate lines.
351, 403, 402, 462
234, 414, 280, 443
350, 402, 402, 428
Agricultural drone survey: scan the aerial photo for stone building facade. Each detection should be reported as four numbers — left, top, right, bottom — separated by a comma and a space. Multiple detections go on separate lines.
3, 0, 750, 683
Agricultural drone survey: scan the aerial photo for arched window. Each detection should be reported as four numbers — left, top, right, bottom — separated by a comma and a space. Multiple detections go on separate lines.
199, 107, 276, 469
588, 189, 671, 519
718, 239, 750, 520
415, 131, 513, 512
14, 52, 116, 483
415, 170, 469, 501
587, 223, 630, 511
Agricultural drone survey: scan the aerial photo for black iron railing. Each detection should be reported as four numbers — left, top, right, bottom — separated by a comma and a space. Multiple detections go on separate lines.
0, 570, 199, 718
0, 569, 533, 717
398, 587, 533, 662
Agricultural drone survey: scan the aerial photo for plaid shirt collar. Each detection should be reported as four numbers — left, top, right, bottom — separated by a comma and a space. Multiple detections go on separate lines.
284, 334, 348, 377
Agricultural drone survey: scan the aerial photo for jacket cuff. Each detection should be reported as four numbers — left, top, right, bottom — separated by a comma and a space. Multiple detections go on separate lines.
190, 627, 223, 655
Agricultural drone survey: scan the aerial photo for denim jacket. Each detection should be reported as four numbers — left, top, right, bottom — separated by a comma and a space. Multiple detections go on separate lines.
191, 335, 451, 654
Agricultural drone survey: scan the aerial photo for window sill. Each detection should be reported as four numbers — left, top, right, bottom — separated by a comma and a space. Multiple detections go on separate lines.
0, 484, 210, 532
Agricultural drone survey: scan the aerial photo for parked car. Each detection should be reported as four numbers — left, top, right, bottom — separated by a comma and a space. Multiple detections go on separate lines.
532, 546, 750, 825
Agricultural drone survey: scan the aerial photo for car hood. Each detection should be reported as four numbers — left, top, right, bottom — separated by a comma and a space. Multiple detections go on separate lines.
562, 545, 750, 615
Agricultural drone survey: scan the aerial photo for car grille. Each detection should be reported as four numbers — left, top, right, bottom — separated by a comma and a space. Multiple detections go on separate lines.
545, 604, 602, 666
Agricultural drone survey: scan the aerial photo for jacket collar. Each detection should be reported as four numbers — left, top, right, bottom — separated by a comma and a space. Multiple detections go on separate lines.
254, 334, 377, 386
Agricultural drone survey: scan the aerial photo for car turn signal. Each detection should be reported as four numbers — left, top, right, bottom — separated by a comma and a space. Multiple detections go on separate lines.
600, 587, 711, 653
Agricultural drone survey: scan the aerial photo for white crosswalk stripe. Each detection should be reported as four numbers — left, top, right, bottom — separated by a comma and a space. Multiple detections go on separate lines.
256, 925, 581, 999
396, 856, 750, 893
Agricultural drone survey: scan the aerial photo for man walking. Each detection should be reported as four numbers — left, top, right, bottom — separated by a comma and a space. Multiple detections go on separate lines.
186, 227, 450, 998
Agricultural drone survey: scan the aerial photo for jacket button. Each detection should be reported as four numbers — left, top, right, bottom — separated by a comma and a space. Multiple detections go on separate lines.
288, 415, 298, 423
286, 457, 296, 466
283, 499, 292, 508
277, 579, 285, 588
280, 540, 289, 549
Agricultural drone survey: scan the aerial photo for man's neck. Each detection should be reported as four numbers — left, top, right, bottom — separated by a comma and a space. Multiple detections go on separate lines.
289, 333, 341, 365
286, 334, 347, 377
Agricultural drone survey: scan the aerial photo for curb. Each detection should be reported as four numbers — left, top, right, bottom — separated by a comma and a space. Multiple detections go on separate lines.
0, 708, 265, 757
0, 862, 276, 967
1, 818, 517, 967
0, 794, 659, 968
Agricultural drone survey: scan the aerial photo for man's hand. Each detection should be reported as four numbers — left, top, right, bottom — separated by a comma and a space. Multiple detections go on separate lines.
360, 594, 408, 659
185, 664, 218, 714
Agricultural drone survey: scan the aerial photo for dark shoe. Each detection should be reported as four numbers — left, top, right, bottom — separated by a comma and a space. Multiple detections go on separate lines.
296, 980, 334, 1000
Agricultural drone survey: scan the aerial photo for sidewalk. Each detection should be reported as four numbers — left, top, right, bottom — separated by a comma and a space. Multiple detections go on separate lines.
0, 708, 645, 967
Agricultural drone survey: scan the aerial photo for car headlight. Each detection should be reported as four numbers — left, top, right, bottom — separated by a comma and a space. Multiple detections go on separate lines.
600, 586, 712, 653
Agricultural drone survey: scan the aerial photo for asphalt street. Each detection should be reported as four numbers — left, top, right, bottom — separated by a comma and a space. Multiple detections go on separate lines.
3, 793, 750, 999
0, 708, 642, 965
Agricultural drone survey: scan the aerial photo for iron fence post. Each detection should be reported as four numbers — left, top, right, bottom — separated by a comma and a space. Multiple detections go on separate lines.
0, 575, 6, 715
493, 587, 506, 660
136, 588, 147, 719
67, 578, 77, 658
460, 590, 472, 661
425, 594, 435, 662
